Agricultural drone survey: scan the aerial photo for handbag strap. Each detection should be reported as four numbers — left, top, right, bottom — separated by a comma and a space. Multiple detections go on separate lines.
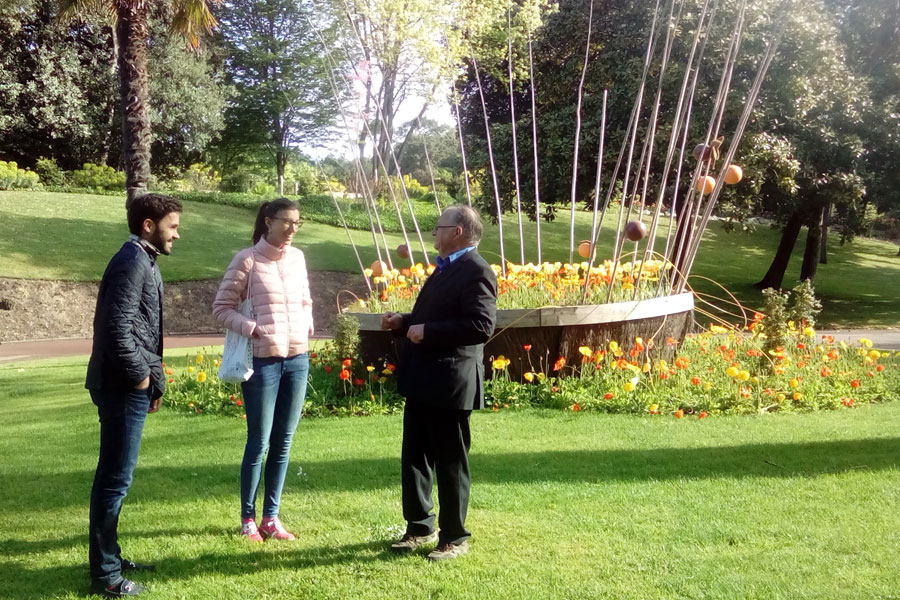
246, 251, 255, 313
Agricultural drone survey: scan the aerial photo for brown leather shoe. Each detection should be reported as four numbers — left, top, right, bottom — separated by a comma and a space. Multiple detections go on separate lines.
426, 540, 469, 561
390, 531, 438, 553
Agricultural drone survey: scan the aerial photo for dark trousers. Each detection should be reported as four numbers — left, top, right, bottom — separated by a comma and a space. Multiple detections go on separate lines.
401, 401, 472, 545
89, 388, 150, 585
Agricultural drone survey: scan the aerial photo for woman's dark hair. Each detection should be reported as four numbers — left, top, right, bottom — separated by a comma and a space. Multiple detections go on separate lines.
127, 193, 183, 235
252, 197, 299, 243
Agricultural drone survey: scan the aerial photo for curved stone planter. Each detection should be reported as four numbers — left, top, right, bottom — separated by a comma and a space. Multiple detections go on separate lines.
348, 292, 694, 379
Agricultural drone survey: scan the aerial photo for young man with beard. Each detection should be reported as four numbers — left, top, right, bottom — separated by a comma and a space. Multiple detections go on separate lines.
85, 194, 181, 597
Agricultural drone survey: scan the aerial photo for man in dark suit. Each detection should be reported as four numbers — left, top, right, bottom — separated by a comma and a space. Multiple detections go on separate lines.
86, 194, 181, 597
382, 205, 497, 561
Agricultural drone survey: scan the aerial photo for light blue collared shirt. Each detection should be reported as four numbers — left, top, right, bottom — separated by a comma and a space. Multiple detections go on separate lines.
435, 246, 476, 271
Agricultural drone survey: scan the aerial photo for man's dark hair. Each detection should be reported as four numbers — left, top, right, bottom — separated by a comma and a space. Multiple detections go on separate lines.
127, 194, 183, 235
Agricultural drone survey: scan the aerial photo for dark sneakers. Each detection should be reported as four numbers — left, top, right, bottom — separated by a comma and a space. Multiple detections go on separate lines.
90, 578, 144, 597
426, 540, 469, 561
390, 531, 439, 553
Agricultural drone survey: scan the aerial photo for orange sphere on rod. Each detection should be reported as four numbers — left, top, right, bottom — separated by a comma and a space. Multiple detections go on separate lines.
724, 164, 743, 184
696, 175, 716, 195
397, 244, 410, 259
578, 240, 592, 258
369, 260, 388, 277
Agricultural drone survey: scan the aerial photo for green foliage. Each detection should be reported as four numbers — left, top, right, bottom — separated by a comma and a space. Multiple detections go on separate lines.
0, 160, 41, 190
760, 281, 823, 353
305, 340, 404, 417
420, 190, 456, 209
162, 351, 245, 417
219, 168, 268, 194
168, 163, 221, 192
33, 157, 65, 187
790, 280, 823, 328
761, 287, 791, 353
214, 0, 341, 181
333, 314, 360, 363
70, 163, 126, 191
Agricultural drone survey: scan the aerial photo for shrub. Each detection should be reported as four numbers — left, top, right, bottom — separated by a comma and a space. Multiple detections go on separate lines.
174, 163, 221, 192
34, 157, 65, 187
420, 190, 456, 209
0, 161, 42, 190
70, 163, 126, 191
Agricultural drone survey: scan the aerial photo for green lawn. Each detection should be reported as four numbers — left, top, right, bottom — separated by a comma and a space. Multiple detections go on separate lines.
2, 191, 899, 326
1, 352, 899, 599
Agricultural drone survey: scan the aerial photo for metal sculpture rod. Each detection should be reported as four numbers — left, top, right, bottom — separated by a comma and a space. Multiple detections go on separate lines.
581, 88, 607, 304
527, 23, 542, 263
508, 8, 525, 265
568, 0, 595, 265
471, 52, 507, 275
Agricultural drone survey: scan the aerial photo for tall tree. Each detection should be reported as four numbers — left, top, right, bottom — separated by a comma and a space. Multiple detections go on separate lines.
0, 1, 116, 168
59, 0, 218, 205
215, 0, 340, 194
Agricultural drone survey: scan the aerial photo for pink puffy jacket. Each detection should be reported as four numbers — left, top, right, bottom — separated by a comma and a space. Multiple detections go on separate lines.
213, 237, 314, 358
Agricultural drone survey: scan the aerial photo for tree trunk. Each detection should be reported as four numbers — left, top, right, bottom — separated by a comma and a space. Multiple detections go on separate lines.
391, 104, 429, 175
819, 202, 830, 264
276, 149, 286, 196
117, 4, 151, 208
800, 206, 825, 281
755, 211, 803, 289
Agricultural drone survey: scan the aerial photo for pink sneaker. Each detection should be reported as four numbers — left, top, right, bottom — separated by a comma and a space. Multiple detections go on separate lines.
259, 517, 296, 541
241, 518, 264, 543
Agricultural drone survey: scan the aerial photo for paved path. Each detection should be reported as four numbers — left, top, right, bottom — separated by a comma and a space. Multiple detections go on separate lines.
2, 329, 898, 364
0, 334, 226, 364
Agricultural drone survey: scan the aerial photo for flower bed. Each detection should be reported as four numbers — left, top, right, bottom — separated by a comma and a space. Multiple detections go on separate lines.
484, 327, 898, 416
362, 259, 673, 313
162, 328, 898, 419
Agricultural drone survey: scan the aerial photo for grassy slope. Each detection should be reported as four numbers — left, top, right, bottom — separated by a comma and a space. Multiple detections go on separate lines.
1, 352, 899, 599
2, 191, 899, 326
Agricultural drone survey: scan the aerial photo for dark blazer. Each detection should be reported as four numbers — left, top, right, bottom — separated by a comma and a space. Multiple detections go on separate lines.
395, 249, 497, 410
85, 240, 166, 399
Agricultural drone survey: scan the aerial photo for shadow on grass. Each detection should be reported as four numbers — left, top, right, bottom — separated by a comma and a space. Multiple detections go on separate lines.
0, 540, 397, 600
6, 437, 899, 513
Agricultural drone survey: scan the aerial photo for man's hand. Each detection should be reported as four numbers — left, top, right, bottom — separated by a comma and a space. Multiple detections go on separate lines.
148, 396, 162, 413
407, 324, 425, 344
136, 376, 150, 390
381, 312, 403, 330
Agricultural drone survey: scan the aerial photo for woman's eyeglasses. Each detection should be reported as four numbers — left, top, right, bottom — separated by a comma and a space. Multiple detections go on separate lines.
272, 217, 303, 229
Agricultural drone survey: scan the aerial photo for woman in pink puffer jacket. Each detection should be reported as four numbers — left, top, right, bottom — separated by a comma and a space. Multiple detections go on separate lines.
213, 197, 313, 543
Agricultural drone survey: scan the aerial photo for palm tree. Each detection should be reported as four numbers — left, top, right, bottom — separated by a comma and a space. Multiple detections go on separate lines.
59, 0, 218, 206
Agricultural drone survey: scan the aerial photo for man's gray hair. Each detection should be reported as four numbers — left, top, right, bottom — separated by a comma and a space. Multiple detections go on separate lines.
445, 205, 483, 245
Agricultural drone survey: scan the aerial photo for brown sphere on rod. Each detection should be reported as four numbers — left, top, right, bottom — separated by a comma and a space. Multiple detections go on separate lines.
624, 220, 647, 242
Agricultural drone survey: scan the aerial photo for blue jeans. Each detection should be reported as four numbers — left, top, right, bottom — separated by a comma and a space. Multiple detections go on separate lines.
240, 353, 309, 519
89, 387, 150, 585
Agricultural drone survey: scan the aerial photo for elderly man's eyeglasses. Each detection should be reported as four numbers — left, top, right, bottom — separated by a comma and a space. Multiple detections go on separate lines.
432, 225, 459, 235
272, 217, 303, 229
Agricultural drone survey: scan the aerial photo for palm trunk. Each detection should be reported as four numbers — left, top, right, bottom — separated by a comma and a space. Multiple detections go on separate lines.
755, 210, 803, 289
117, 4, 151, 207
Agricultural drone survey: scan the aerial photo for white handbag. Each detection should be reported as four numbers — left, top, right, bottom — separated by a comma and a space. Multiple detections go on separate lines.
218, 257, 256, 383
